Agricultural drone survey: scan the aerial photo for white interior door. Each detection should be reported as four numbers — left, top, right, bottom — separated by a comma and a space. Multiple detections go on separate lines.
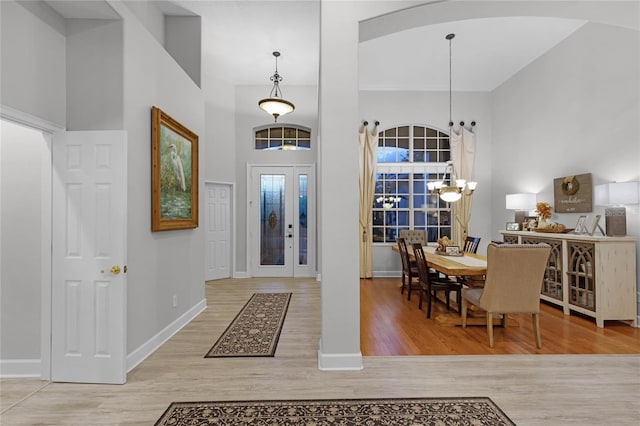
51, 130, 127, 384
250, 165, 315, 277
205, 182, 232, 280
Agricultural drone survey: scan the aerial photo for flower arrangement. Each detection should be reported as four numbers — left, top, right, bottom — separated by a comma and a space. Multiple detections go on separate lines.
536, 202, 552, 219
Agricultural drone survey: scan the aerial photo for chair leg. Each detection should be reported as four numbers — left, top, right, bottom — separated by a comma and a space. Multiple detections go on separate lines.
533, 313, 542, 348
407, 274, 412, 301
426, 289, 432, 319
445, 290, 450, 311
461, 298, 468, 327
418, 285, 423, 310
400, 273, 405, 294
501, 314, 508, 328
486, 312, 494, 348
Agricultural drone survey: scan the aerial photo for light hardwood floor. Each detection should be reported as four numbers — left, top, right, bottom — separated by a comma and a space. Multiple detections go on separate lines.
1, 277, 639, 425
361, 278, 640, 355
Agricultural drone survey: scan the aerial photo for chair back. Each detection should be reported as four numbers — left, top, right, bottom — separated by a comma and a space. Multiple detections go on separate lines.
399, 229, 427, 246
463, 236, 481, 254
412, 243, 431, 285
397, 238, 412, 273
480, 243, 551, 313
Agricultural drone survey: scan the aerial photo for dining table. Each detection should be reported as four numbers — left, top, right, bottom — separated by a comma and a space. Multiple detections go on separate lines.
391, 244, 487, 277
391, 244, 515, 326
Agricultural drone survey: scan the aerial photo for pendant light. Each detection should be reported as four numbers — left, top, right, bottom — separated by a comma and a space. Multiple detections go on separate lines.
258, 51, 295, 122
426, 33, 477, 203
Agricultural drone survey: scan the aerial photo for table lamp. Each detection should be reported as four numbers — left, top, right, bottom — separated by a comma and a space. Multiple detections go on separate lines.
594, 181, 639, 236
506, 193, 537, 229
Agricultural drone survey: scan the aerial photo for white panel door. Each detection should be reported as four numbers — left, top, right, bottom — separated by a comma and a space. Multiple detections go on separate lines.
51, 131, 127, 384
205, 182, 231, 280
250, 165, 315, 277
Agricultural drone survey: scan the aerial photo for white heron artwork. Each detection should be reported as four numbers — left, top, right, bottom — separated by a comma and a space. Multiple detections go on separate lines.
168, 143, 186, 191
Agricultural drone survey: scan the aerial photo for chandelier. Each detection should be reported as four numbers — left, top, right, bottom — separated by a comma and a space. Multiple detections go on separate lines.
425, 33, 477, 203
376, 195, 402, 210
258, 51, 295, 122
427, 161, 477, 203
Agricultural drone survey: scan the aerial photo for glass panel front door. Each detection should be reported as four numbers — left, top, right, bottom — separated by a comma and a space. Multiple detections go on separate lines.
250, 165, 315, 277
260, 174, 286, 266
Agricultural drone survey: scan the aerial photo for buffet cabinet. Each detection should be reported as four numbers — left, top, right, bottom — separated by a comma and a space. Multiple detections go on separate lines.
500, 231, 637, 328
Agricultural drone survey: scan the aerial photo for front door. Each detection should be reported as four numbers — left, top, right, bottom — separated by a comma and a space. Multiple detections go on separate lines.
250, 165, 315, 277
51, 131, 127, 384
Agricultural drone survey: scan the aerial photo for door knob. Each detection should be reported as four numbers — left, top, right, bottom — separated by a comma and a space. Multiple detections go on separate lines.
101, 265, 121, 275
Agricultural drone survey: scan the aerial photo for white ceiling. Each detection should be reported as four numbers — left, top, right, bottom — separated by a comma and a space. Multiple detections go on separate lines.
359, 16, 587, 91
43, 1, 588, 92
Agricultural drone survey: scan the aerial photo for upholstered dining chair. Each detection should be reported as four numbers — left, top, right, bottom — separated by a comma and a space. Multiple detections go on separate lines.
397, 237, 420, 300
399, 229, 427, 246
461, 242, 551, 348
413, 243, 463, 319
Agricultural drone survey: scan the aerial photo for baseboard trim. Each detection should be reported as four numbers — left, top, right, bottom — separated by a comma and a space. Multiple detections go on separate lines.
373, 271, 401, 278
317, 349, 363, 371
0, 359, 41, 378
234, 271, 249, 279
126, 298, 207, 372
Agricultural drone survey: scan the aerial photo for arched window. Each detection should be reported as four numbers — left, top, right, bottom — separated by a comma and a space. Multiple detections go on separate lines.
373, 125, 452, 244
254, 124, 311, 150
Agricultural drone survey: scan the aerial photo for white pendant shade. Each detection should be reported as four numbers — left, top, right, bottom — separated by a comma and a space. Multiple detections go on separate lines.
258, 97, 295, 121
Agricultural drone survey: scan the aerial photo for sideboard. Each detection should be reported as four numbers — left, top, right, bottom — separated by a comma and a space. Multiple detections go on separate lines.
500, 231, 637, 328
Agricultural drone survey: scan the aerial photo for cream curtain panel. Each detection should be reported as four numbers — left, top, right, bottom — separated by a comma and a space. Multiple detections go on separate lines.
450, 126, 476, 248
359, 125, 378, 278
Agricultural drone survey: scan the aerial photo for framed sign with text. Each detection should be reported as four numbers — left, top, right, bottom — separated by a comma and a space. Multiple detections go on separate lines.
553, 173, 592, 213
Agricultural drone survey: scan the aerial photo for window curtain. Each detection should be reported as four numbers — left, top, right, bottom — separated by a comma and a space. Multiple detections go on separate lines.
359, 125, 378, 278
450, 126, 476, 248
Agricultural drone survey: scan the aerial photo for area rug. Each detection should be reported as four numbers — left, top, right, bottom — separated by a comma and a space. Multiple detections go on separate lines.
205, 292, 291, 357
155, 397, 516, 425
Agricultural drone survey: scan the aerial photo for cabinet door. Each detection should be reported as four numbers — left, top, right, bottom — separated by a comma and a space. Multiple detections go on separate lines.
566, 241, 595, 311
522, 236, 563, 301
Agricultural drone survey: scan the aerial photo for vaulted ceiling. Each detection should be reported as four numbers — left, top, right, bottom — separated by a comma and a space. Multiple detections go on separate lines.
44, 1, 588, 92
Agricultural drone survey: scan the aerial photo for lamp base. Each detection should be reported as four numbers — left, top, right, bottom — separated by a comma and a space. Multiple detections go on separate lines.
604, 207, 626, 236
514, 210, 527, 229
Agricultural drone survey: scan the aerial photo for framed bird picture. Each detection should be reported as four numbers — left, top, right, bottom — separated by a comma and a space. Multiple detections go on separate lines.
151, 106, 199, 231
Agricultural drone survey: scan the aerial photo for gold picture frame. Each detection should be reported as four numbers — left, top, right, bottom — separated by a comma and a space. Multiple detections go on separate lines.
151, 106, 198, 231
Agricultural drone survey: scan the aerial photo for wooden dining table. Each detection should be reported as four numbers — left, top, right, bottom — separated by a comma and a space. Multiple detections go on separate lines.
391, 244, 514, 326
391, 244, 487, 277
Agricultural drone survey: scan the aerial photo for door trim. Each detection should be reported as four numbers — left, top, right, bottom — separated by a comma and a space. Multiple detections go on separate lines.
204, 180, 235, 280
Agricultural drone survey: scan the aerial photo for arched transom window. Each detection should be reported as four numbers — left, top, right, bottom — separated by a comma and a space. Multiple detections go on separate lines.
255, 124, 311, 150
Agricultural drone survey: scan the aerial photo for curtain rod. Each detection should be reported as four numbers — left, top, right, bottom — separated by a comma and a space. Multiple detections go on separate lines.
449, 120, 476, 127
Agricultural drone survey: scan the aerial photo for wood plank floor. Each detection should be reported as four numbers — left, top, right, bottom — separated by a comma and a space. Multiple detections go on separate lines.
1, 277, 639, 425
361, 278, 640, 355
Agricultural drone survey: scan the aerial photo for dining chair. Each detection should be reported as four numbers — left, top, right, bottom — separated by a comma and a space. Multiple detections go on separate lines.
412, 243, 463, 319
397, 237, 419, 300
463, 236, 481, 254
461, 242, 551, 348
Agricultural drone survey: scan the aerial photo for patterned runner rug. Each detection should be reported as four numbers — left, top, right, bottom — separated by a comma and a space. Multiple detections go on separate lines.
155, 397, 515, 425
205, 292, 291, 357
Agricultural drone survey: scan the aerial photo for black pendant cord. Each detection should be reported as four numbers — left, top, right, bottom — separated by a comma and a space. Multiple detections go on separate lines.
447, 33, 454, 128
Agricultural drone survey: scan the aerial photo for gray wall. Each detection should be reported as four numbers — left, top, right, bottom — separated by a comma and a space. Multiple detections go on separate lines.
109, 1, 206, 355
66, 19, 124, 130
0, 0, 206, 370
0, 121, 46, 360
0, 0, 66, 127
491, 21, 640, 314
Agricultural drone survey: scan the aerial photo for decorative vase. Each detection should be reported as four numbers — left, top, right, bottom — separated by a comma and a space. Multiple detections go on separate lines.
537, 217, 549, 229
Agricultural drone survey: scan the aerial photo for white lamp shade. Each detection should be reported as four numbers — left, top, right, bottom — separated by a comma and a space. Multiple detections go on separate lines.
258, 98, 295, 117
506, 193, 537, 210
595, 181, 640, 206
